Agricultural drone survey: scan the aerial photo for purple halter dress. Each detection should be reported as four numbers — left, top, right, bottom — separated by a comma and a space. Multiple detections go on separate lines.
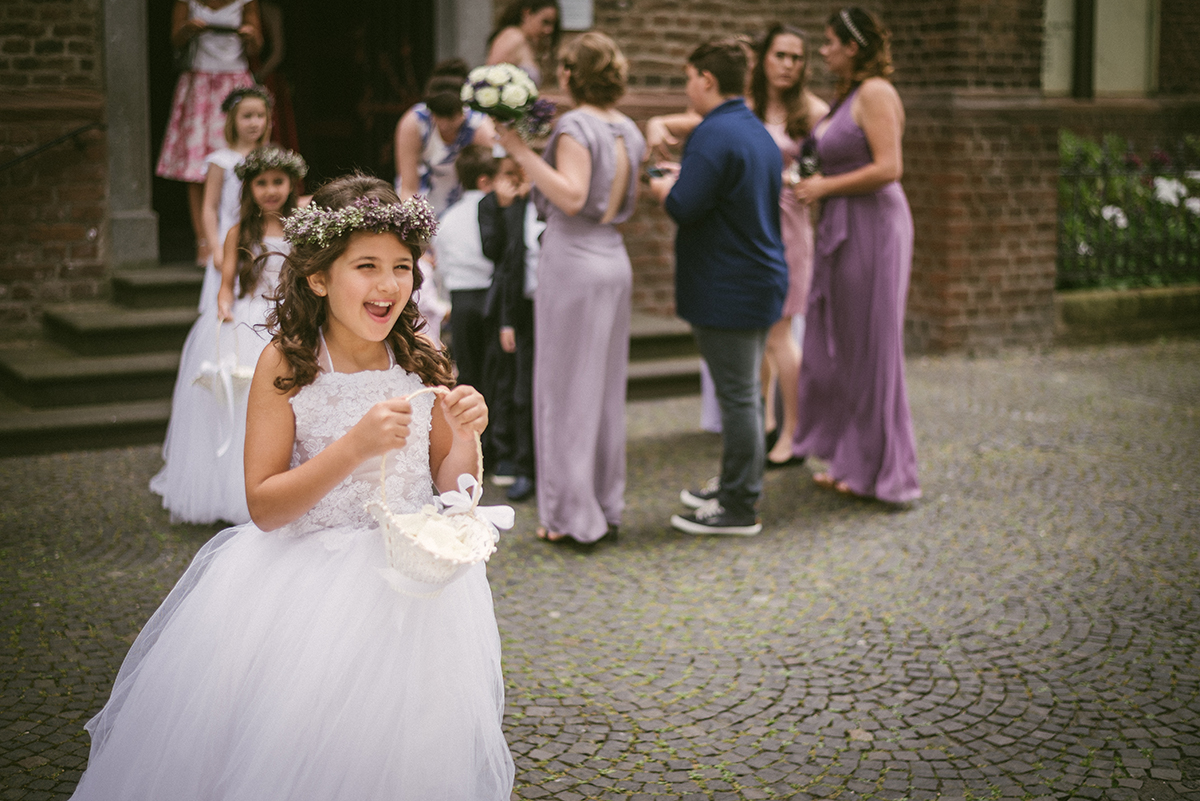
792, 87, 920, 503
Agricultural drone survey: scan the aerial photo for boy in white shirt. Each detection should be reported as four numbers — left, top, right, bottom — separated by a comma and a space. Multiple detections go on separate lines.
436, 144, 499, 391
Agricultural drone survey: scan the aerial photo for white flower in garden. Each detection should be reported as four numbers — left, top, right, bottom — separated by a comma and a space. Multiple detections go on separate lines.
486, 65, 511, 86
500, 83, 529, 108
1186, 170, 1200, 182
1186, 197, 1200, 216
1077, 242, 1093, 256
1153, 177, 1187, 206
1101, 205, 1129, 229
474, 86, 500, 108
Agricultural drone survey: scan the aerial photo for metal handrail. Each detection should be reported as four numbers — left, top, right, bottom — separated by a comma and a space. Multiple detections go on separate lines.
0, 121, 105, 174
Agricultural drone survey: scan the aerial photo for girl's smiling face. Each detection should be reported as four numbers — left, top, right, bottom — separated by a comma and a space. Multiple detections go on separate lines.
309, 231, 414, 345
250, 169, 291, 214
234, 97, 269, 145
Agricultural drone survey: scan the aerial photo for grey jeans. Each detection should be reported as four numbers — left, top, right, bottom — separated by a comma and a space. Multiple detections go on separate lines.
692, 325, 769, 519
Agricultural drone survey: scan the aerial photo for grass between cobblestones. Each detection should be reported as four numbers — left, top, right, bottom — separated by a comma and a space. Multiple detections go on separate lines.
1, 339, 1198, 801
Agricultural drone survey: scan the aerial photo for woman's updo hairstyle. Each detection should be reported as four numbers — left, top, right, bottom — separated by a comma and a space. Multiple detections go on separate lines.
269, 173, 453, 392
828, 6, 893, 95
562, 31, 628, 108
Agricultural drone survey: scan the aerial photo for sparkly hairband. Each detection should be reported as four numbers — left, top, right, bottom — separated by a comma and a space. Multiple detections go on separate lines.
840, 9, 868, 47
221, 84, 273, 113
235, 146, 308, 180
283, 195, 439, 248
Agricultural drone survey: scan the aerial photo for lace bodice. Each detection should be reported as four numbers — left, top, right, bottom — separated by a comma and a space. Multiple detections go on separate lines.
277, 366, 437, 538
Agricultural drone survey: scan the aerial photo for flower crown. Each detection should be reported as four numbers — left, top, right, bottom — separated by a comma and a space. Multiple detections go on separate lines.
235, 146, 308, 180
283, 196, 439, 248
221, 84, 273, 113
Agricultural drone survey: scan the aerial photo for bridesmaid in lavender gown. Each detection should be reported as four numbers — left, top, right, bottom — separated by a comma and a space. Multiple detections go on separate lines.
497, 31, 646, 543
791, 7, 920, 503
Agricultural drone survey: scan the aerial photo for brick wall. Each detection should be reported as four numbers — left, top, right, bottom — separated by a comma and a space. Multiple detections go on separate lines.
0, 0, 101, 89
1158, 0, 1200, 95
0, 0, 107, 334
903, 98, 1059, 352
886, 0, 1044, 92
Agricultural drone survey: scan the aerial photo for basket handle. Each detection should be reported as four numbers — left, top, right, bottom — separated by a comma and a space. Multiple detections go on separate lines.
376, 386, 483, 513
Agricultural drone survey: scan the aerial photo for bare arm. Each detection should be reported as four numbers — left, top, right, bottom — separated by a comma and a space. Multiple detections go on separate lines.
238, 0, 263, 59
645, 110, 702, 159
428, 385, 489, 491
795, 78, 904, 203
486, 27, 529, 67
201, 162, 225, 268
254, 1, 284, 80
170, 1, 205, 50
244, 344, 417, 531
217, 224, 239, 322
394, 109, 423, 201
497, 125, 591, 216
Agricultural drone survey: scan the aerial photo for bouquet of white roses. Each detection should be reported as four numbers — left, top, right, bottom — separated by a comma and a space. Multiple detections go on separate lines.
461, 63, 555, 140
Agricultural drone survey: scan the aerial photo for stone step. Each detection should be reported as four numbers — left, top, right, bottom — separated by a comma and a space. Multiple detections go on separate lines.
43, 301, 199, 355
626, 355, 701, 400
0, 340, 180, 409
110, 263, 204, 309
0, 397, 170, 456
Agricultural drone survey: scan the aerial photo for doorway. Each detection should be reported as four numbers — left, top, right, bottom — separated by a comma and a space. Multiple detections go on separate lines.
147, 0, 434, 262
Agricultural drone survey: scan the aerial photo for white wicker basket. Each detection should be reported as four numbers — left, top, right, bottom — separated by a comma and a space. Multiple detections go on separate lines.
366, 388, 511, 593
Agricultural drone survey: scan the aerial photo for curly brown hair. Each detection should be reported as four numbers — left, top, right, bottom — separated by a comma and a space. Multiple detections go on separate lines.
562, 31, 628, 107
267, 174, 454, 393
828, 6, 894, 100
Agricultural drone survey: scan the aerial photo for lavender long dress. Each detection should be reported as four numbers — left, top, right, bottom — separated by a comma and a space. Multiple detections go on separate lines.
792, 87, 920, 503
533, 110, 645, 542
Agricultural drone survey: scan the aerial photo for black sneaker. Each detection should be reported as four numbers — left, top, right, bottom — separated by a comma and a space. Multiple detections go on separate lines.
490, 460, 517, 487
670, 499, 762, 536
679, 477, 720, 509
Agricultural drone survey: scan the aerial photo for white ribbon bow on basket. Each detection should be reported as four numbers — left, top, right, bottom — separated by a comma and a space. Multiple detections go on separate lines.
365, 387, 513, 596
192, 315, 255, 457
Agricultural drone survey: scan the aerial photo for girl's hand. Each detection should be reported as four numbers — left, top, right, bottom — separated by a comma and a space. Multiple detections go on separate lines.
794, 174, 826, 205
438, 385, 488, 440
217, 286, 235, 322
494, 175, 519, 208
350, 397, 414, 458
237, 23, 256, 41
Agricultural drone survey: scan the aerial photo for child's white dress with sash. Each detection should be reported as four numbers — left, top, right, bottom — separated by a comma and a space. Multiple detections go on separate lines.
150, 237, 287, 525
77, 352, 515, 800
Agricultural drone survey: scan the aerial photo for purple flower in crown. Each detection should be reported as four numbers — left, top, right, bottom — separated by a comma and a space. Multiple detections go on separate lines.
283, 195, 439, 248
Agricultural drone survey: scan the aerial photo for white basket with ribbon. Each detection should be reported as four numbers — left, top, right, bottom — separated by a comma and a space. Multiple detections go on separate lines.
192, 315, 255, 457
366, 387, 513, 594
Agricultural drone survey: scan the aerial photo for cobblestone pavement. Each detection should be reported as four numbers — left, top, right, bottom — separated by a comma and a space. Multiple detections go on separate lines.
2, 339, 1198, 801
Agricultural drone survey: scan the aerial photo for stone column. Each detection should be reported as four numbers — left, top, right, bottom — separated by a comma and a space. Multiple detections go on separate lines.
435, 0, 490, 72
103, 0, 159, 269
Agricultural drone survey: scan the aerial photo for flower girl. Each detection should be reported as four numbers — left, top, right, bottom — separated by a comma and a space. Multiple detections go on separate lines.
199, 84, 273, 314
150, 145, 306, 525
73, 175, 515, 800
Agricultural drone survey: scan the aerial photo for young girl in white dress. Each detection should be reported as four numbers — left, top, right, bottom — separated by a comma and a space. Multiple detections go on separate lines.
150, 145, 305, 525
74, 176, 515, 800
199, 84, 272, 314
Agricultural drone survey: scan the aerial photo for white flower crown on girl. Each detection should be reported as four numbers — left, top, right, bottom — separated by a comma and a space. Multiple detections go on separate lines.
283, 196, 439, 248
234, 145, 308, 181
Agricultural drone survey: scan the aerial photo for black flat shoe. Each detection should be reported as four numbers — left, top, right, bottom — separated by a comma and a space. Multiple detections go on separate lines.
765, 455, 806, 470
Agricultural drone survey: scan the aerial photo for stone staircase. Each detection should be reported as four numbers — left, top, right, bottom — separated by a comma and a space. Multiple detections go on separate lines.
0, 266, 698, 456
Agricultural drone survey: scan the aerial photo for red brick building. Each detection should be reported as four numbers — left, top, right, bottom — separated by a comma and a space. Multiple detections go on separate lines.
2, 0, 1198, 351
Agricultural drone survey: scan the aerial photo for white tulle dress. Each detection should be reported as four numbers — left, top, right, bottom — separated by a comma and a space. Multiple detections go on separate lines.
150, 236, 287, 525
74, 347, 515, 800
